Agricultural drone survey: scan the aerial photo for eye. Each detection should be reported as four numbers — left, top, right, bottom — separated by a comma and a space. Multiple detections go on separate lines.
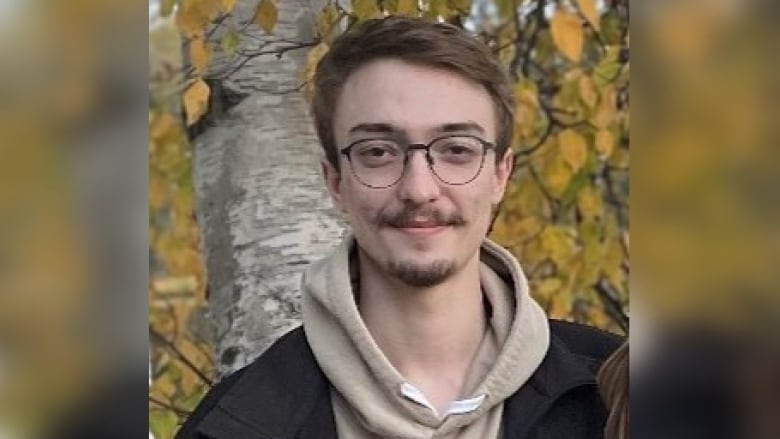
362, 146, 393, 157
443, 144, 472, 155
432, 137, 481, 163
351, 140, 402, 167
355, 141, 399, 156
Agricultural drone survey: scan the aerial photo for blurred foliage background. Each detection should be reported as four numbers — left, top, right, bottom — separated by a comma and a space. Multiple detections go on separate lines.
148, 0, 628, 437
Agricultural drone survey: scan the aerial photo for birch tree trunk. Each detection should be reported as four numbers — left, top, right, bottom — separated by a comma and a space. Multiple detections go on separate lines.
193, 0, 346, 376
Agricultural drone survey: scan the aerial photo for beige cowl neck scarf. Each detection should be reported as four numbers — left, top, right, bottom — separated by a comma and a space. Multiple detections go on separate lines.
302, 235, 549, 438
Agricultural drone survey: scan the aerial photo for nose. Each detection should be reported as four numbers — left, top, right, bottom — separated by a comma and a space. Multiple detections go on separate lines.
396, 150, 441, 204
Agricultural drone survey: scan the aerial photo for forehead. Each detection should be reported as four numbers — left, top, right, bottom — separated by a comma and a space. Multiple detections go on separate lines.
333, 58, 496, 141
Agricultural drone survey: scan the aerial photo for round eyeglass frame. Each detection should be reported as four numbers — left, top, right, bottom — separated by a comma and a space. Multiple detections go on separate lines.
339, 135, 497, 189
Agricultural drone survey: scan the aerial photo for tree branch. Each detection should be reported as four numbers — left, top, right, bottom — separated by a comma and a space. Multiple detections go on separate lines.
150, 326, 214, 386
206, 13, 231, 41
209, 40, 320, 80
528, 163, 560, 222
508, 0, 523, 81
594, 278, 629, 333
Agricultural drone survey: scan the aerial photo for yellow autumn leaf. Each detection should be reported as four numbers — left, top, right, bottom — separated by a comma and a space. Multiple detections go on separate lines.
595, 129, 615, 159
608, 144, 629, 169
515, 215, 543, 240
150, 111, 179, 142
512, 178, 547, 216
183, 78, 210, 126
535, 277, 563, 301
253, 0, 278, 34
576, 0, 600, 31
591, 86, 617, 128
522, 235, 546, 266
316, 4, 340, 40
550, 10, 584, 62
541, 226, 577, 267
352, 0, 381, 19
149, 175, 168, 210
395, 0, 418, 16
189, 36, 210, 74
220, 0, 238, 13
549, 284, 573, 318
176, 0, 221, 38
587, 305, 613, 331
559, 129, 588, 172
579, 75, 598, 109
602, 238, 626, 288
152, 276, 198, 295
302, 42, 331, 101
543, 156, 573, 198
577, 185, 603, 220
580, 242, 603, 286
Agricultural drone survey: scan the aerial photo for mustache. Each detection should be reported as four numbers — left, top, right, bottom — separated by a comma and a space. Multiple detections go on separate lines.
379, 206, 466, 228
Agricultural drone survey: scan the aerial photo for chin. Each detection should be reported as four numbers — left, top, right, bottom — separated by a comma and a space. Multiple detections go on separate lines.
386, 258, 457, 287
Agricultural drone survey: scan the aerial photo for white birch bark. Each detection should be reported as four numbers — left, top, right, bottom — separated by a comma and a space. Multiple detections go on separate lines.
193, 0, 346, 376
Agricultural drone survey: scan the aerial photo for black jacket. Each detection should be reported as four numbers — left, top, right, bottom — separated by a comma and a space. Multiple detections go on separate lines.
176, 320, 622, 439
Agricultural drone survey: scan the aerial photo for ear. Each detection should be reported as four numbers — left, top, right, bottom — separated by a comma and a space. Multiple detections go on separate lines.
321, 158, 345, 211
492, 148, 514, 204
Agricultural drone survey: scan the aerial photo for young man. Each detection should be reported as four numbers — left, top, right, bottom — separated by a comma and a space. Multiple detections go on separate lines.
177, 17, 621, 439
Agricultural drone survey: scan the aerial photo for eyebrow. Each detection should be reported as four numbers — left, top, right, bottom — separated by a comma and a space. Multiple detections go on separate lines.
348, 121, 486, 136
348, 123, 398, 135
436, 122, 486, 135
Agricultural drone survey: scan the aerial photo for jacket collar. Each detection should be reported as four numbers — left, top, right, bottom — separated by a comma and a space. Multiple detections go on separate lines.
502, 329, 601, 437
194, 326, 599, 439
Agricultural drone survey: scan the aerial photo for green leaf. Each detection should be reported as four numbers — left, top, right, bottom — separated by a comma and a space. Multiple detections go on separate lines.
594, 46, 622, 88
560, 167, 589, 207
601, 10, 623, 45
221, 29, 240, 55
150, 409, 179, 439
180, 385, 208, 412
316, 3, 341, 39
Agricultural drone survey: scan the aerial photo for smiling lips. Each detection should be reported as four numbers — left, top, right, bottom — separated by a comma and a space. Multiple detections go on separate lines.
394, 220, 448, 236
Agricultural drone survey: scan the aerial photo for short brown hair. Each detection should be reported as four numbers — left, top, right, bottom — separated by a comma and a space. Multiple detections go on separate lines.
311, 16, 515, 168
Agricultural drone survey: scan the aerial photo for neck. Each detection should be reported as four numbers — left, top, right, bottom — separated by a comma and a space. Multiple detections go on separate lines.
357, 249, 487, 407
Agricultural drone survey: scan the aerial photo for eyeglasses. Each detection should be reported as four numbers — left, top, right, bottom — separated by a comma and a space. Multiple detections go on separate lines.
339, 135, 496, 189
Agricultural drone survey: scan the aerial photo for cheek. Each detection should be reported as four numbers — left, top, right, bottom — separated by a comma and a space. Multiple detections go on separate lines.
462, 182, 497, 218
341, 182, 387, 225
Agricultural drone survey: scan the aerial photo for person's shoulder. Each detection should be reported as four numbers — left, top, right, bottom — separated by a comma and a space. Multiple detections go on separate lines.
175, 327, 314, 438
548, 319, 625, 364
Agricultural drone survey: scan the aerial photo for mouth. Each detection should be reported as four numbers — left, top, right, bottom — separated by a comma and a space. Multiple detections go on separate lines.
380, 208, 465, 238
392, 221, 449, 237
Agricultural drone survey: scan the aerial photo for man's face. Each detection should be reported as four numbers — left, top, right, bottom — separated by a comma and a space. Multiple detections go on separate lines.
323, 59, 513, 287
